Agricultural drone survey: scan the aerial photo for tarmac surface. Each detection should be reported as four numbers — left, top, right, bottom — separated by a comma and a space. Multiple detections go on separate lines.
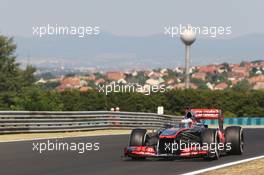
0, 128, 263, 175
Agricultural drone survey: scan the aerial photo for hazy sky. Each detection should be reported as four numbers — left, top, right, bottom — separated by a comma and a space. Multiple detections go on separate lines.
0, 0, 263, 37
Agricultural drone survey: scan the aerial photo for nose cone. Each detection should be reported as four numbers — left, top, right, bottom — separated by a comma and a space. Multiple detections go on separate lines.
180, 29, 196, 45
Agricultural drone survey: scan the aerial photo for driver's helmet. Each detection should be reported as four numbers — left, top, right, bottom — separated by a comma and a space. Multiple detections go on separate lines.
181, 118, 193, 123
180, 108, 197, 126
180, 118, 193, 128
185, 111, 196, 120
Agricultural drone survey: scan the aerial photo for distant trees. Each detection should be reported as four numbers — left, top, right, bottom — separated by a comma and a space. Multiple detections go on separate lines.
6, 88, 263, 117
0, 36, 20, 93
191, 78, 208, 89
232, 80, 252, 91
40, 81, 60, 91
0, 35, 37, 109
59, 90, 106, 111
12, 87, 63, 111
126, 71, 148, 85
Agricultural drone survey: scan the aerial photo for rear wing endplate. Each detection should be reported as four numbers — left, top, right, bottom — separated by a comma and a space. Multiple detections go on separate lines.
190, 108, 224, 130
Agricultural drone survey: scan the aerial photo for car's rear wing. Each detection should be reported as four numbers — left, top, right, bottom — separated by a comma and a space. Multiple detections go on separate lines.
190, 109, 222, 120
190, 108, 224, 130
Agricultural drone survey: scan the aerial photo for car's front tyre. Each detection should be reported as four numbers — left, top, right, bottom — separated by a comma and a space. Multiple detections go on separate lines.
129, 128, 147, 146
128, 128, 147, 160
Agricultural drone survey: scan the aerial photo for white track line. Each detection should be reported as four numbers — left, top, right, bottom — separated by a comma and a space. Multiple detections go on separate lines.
0, 136, 84, 143
182, 155, 264, 175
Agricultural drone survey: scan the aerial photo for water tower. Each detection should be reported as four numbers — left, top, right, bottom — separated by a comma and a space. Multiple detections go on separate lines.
180, 26, 196, 89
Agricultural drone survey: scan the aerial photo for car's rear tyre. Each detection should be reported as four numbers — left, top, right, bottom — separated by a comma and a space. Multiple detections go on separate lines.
201, 129, 220, 160
129, 128, 147, 146
225, 126, 244, 155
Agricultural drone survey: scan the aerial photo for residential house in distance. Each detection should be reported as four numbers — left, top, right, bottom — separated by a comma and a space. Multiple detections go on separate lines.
166, 79, 175, 85
173, 67, 183, 74
146, 78, 160, 86
80, 86, 90, 92
249, 75, 264, 84
160, 68, 168, 77
197, 65, 217, 73
106, 72, 125, 81
253, 82, 264, 90
249, 75, 264, 90
57, 77, 81, 91
214, 82, 228, 90
36, 59, 264, 92
206, 82, 214, 90
82, 75, 96, 81
231, 66, 249, 78
35, 78, 47, 84
95, 78, 105, 85
147, 71, 162, 79
174, 83, 198, 89
191, 72, 206, 81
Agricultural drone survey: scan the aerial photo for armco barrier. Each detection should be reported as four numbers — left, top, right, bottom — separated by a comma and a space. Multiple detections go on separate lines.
0, 111, 181, 134
204, 117, 264, 125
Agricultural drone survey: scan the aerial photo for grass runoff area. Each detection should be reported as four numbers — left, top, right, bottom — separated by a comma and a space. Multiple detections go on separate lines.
0, 130, 131, 142
203, 158, 264, 175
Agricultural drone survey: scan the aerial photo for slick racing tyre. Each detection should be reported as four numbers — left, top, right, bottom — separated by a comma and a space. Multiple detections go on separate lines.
225, 126, 244, 155
201, 129, 220, 160
129, 128, 147, 146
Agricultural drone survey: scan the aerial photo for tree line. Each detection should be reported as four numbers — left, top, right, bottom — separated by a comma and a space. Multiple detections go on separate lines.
10, 88, 264, 117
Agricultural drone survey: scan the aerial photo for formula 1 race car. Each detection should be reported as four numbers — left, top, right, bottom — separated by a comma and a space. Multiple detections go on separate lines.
124, 108, 244, 160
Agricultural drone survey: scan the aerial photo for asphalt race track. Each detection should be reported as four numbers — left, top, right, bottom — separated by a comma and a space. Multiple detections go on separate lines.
0, 129, 263, 175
